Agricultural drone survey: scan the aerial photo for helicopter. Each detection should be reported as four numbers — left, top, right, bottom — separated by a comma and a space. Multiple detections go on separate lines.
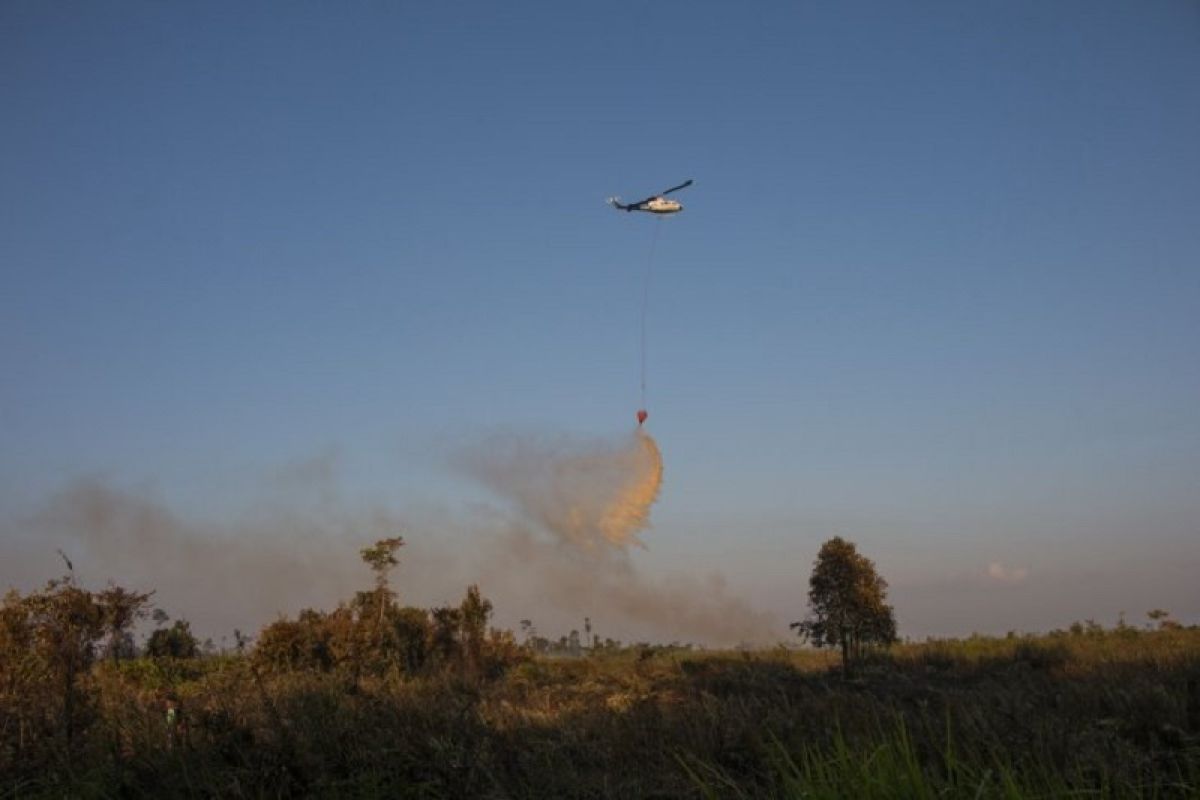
608, 179, 693, 214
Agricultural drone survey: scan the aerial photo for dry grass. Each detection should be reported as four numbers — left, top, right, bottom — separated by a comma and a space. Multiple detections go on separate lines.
3, 629, 1199, 798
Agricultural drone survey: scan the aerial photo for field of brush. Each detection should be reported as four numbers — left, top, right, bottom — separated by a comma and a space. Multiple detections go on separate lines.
4, 627, 1199, 798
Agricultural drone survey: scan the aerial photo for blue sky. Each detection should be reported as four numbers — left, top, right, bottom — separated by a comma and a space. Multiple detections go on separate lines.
3, 2, 1198, 638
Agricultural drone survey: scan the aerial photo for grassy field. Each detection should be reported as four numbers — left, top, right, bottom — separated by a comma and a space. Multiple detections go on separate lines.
3, 625, 1198, 798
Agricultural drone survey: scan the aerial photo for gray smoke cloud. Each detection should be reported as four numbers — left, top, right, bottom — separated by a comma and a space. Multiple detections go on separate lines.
2, 479, 376, 637
0, 451, 466, 640
0, 435, 780, 647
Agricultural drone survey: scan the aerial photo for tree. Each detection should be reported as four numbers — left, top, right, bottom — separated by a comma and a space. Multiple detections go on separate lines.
459, 584, 493, 678
360, 536, 405, 624
96, 584, 153, 664
2, 563, 152, 756
343, 536, 405, 686
1147, 608, 1180, 631
791, 537, 896, 676
390, 606, 432, 675
255, 610, 334, 673
39, 582, 106, 744
145, 619, 199, 659
429, 606, 463, 667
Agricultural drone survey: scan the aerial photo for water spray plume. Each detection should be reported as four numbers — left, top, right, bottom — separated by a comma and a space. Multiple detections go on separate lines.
598, 430, 662, 548
462, 430, 663, 550
460, 428, 778, 644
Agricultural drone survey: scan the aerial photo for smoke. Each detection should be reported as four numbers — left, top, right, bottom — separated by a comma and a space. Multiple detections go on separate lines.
459, 430, 663, 549
456, 430, 779, 645
0, 434, 779, 647
0, 458, 466, 640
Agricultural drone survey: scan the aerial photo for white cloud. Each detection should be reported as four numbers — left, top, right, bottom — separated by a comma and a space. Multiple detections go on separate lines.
985, 561, 1029, 584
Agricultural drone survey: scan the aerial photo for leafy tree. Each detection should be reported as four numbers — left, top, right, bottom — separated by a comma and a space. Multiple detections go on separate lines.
0, 589, 40, 749
791, 536, 896, 675
321, 601, 431, 679
322, 606, 358, 670
1147, 608, 1180, 631
429, 606, 463, 667
360, 536, 405, 624
340, 536, 405, 685
255, 609, 334, 673
19, 576, 108, 748
459, 584, 493, 677
102, 630, 137, 662
96, 584, 153, 664
390, 606, 432, 675
145, 619, 199, 660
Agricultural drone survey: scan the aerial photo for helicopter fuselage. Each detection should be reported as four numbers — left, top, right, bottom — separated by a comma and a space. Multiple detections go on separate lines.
615, 196, 682, 214
640, 197, 682, 214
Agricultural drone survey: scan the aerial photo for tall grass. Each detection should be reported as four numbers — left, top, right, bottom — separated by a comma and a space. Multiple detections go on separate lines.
3, 628, 1198, 798
683, 718, 1200, 799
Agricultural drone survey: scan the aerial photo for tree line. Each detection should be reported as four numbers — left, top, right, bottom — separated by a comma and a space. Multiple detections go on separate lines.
0, 533, 899, 743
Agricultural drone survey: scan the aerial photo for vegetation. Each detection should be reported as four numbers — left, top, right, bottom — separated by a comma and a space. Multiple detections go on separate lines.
791, 536, 897, 675
145, 620, 200, 661
1, 539, 1197, 798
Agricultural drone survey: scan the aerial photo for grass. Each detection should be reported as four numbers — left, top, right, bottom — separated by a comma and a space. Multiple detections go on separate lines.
2, 628, 1199, 798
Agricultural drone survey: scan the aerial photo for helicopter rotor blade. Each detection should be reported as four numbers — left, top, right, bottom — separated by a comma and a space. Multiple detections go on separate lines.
661, 179, 693, 196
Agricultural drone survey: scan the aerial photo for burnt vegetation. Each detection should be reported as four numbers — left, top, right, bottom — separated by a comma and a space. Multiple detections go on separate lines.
1, 538, 1198, 798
